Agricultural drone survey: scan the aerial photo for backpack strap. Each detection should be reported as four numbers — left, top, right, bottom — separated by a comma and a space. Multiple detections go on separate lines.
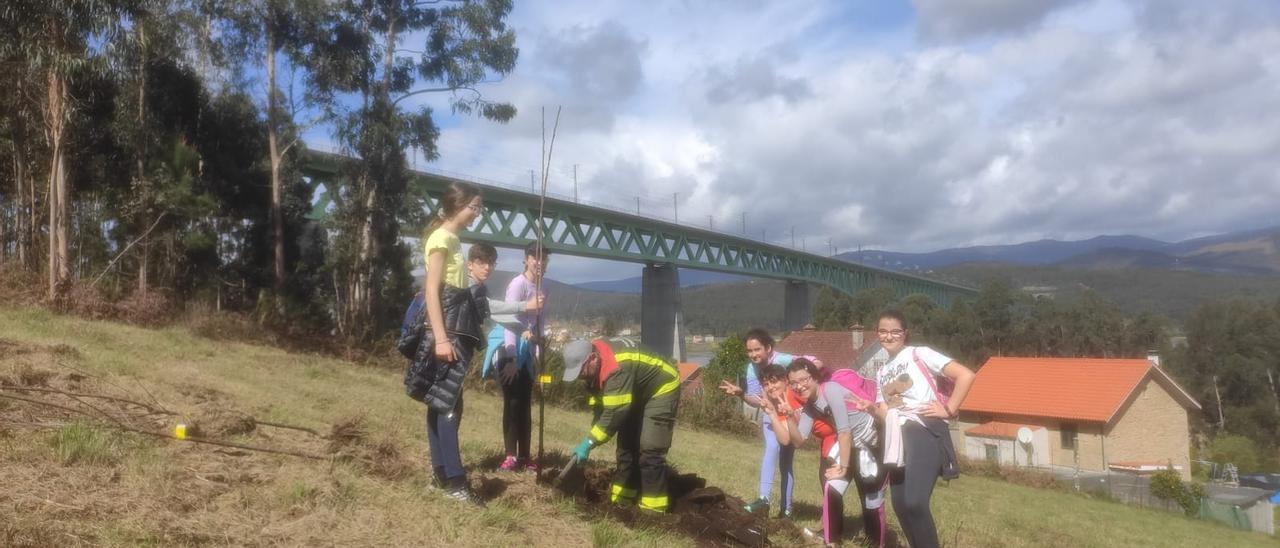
910, 348, 949, 406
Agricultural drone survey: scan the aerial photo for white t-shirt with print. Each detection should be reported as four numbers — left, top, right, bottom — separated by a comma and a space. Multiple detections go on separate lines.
875, 345, 951, 412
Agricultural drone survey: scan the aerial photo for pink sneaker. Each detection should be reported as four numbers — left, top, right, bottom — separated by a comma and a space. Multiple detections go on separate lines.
519, 459, 539, 473
498, 455, 519, 472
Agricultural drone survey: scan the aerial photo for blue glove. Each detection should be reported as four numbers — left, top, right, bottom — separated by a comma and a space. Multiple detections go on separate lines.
572, 438, 593, 462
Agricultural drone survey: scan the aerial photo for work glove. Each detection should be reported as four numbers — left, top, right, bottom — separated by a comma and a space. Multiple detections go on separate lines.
572, 438, 593, 462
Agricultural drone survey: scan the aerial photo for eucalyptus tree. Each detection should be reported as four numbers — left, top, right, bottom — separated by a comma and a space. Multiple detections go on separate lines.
0, 34, 43, 269
0, 0, 125, 298
106, 0, 202, 293
217, 0, 330, 295
314, 0, 518, 339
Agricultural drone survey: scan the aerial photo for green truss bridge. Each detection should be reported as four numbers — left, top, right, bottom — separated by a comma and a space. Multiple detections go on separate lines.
303, 150, 975, 361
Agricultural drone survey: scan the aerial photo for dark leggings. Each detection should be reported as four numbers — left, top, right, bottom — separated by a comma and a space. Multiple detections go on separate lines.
499, 359, 533, 459
890, 421, 944, 548
427, 392, 465, 487
820, 449, 887, 546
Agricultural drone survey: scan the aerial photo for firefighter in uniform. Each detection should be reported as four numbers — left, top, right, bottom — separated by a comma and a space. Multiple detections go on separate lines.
561, 338, 680, 513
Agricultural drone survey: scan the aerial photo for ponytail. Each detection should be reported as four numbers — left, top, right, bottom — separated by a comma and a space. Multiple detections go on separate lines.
424, 182, 481, 238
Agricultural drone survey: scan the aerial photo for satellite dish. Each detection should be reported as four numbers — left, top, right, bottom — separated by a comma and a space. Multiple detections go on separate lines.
1016, 427, 1034, 444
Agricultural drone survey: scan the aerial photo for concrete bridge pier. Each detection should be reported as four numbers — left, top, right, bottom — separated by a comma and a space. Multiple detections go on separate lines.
783, 280, 813, 331
641, 262, 685, 362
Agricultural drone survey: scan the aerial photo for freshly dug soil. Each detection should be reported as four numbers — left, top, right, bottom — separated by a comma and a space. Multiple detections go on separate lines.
543, 463, 809, 547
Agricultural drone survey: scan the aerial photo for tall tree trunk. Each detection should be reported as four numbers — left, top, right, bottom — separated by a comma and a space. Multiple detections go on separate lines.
26, 137, 37, 272
45, 64, 69, 299
12, 122, 28, 267
136, 18, 150, 294
1212, 374, 1226, 430
266, 25, 286, 294
1267, 368, 1279, 416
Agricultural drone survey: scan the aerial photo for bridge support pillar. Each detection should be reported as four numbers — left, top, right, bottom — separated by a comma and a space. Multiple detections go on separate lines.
641, 262, 685, 362
783, 281, 813, 331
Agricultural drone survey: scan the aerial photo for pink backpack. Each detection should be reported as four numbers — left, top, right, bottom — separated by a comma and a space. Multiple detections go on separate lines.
825, 367, 878, 409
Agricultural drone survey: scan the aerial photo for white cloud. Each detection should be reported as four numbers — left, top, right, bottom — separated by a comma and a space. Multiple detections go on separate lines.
317, 0, 1280, 282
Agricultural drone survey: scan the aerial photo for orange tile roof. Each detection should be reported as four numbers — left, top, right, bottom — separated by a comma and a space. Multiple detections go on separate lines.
965, 421, 1042, 440
677, 363, 700, 384
776, 331, 874, 370
961, 357, 1199, 424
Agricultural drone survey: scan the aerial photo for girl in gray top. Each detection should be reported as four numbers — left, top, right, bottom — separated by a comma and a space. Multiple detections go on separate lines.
777, 358, 884, 547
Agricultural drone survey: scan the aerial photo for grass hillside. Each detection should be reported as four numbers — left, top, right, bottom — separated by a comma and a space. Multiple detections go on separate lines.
2, 306, 1275, 547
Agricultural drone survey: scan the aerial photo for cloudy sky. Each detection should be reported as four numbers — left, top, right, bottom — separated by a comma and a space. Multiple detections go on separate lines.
310, 0, 1280, 284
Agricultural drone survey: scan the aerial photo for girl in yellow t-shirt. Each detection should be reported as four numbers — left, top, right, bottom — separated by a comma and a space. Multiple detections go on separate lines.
419, 181, 484, 506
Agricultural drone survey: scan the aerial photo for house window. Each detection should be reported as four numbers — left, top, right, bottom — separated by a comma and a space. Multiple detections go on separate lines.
985, 444, 999, 462
1061, 423, 1078, 450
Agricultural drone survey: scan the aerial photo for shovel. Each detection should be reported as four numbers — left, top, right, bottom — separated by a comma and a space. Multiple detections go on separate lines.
553, 454, 587, 496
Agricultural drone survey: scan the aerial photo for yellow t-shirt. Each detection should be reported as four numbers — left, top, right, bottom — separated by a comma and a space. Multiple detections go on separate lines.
424, 228, 466, 289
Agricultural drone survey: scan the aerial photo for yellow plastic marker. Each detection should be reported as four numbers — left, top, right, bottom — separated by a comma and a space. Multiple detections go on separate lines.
174, 423, 187, 440
539, 374, 553, 384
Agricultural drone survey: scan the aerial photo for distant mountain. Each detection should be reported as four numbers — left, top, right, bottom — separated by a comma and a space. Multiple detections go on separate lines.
838, 235, 1171, 271
573, 269, 750, 294
1165, 227, 1280, 274
558, 226, 1280, 328
837, 227, 1280, 275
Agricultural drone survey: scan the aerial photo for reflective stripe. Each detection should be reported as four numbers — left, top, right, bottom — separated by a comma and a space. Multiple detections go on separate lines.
590, 425, 610, 443
614, 351, 678, 381
601, 393, 632, 407
587, 396, 597, 406
610, 484, 637, 502
639, 494, 668, 511
653, 379, 681, 398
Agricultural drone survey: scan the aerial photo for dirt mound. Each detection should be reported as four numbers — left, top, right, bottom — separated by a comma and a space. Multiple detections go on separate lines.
324, 414, 416, 481
544, 461, 809, 547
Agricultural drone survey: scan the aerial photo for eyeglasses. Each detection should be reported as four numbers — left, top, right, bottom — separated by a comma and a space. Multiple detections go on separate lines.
466, 203, 482, 212
788, 374, 811, 388
876, 329, 905, 338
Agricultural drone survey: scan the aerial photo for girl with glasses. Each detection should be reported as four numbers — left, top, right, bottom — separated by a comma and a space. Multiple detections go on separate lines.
866, 310, 976, 548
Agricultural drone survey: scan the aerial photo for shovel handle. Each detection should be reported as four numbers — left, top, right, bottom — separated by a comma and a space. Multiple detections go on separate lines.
557, 454, 580, 483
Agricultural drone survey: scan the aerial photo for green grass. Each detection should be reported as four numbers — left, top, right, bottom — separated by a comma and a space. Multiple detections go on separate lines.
47, 422, 134, 466
1, 304, 1277, 547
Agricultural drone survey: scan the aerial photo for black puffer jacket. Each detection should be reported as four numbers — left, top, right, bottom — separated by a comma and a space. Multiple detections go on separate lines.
430, 283, 488, 342
404, 283, 489, 413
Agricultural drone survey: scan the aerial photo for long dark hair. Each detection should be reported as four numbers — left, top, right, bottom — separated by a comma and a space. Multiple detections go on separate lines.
425, 182, 482, 237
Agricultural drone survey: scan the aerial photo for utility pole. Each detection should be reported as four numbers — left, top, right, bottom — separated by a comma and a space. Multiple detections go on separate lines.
741, 212, 746, 235
573, 164, 579, 203
791, 226, 796, 248
673, 193, 679, 223
828, 238, 833, 256
529, 170, 535, 193
802, 237, 806, 252
636, 196, 640, 215
708, 215, 714, 230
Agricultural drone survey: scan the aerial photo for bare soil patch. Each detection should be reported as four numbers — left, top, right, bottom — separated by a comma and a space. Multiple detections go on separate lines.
539, 457, 811, 547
